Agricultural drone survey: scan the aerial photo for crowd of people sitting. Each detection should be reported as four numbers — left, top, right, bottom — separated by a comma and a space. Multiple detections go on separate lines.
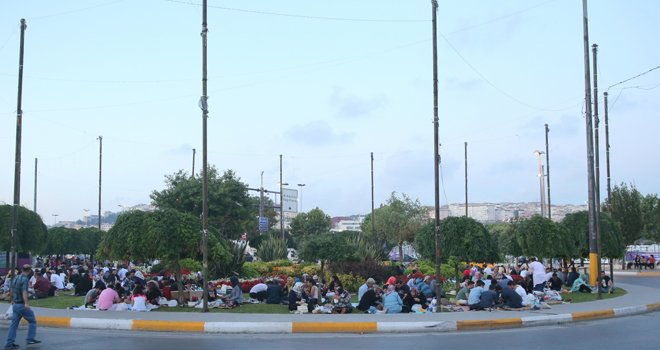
0, 255, 619, 315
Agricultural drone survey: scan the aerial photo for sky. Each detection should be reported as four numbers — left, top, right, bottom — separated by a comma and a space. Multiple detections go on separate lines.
1, 0, 659, 224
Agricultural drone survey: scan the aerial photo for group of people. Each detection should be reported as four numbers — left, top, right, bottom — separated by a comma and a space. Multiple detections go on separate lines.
453, 258, 614, 311
631, 254, 656, 270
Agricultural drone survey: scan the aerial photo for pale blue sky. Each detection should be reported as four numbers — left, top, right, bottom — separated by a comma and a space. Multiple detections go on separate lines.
1, 0, 659, 223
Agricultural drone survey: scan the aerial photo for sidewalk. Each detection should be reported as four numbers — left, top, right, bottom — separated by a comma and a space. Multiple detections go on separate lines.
5, 281, 659, 334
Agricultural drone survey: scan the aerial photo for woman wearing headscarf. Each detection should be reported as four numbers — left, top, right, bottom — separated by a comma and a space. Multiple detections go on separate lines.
382, 284, 403, 313
288, 282, 304, 312
570, 273, 592, 293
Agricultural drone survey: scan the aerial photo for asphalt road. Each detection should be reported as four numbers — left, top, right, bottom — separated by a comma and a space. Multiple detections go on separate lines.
1, 311, 656, 350
616, 275, 660, 288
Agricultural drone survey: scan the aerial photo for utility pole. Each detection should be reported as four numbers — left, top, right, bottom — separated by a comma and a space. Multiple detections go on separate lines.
604, 91, 613, 277
97, 136, 102, 232
582, 0, 599, 288
544, 124, 551, 220
10, 18, 27, 272
604, 92, 612, 205
259, 171, 264, 233
431, 0, 443, 299
200, 0, 210, 313
280, 154, 284, 239
192, 148, 196, 178
370, 152, 375, 242
534, 150, 546, 217
592, 43, 602, 299
33, 158, 37, 213
464, 142, 468, 217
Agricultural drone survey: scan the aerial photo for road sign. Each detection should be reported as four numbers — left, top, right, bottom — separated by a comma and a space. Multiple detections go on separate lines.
259, 217, 269, 232
282, 188, 298, 213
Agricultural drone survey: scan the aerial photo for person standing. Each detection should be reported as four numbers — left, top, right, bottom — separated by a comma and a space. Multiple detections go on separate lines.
5, 265, 41, 349
528, 257, 548, 292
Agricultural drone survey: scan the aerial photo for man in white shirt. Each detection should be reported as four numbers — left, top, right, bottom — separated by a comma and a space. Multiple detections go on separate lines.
529, 257, 548, 291
117, 266, 128, 282
249, 282, 268, 302
514, 281, 530, 306
358, 278, 375, 303
49, 270, 65, 290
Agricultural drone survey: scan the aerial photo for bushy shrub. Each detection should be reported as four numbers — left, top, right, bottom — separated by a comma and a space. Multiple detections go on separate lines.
241, 262, 261, 278
269, 259, 292, 267
329, 259, 397, 285
257, 237, 288, 262
301, 264, 319, 276
334, 273, 363, 294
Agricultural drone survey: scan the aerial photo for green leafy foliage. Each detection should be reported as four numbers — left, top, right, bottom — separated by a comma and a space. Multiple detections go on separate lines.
640, 193, 660, 242
257, 236, 288, 262
0, 205, 47, 253
561, 211, 625, 259
150, 167, 265, 240
362, 193, 428, 261
289, 207, 331, 239
414, 216, 497, 263
603, 183, 643, 244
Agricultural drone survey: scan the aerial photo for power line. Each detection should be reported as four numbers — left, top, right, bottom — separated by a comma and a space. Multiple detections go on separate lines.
164, 0, 428, 23
446, 0, 558, 35
606, 65, 660, 91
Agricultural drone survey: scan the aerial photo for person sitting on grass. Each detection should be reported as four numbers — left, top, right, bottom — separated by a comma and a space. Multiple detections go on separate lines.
219, 276, 243, 307
570, 273, 592, 293
288, 282, 304, 312
75, 271, 93, 296
146, 280, 162, 305
478, 283, 498, 310
598, 270, 614, 294
455, 281, 474, 306
84, 281, 105, 308
382, 284, 403, 314
330, 286, 353, 314
32, 272, 51, 299
249, 279, 268, 302
96, 282, 121, 311
302, 278, 319, 313
468, 280, 485, 310
549, 272, 563, 292
403, 286, 427, 313
129, 284, 148, 312
266, 279, 284, 305
501, 280, 524, 309
356, 284, 382, 314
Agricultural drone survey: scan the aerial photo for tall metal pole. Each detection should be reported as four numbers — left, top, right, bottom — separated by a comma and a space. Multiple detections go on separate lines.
534, 151, 546, 217
97, 136, 102, 232
280, 154, 284, 239
604, 92, 613, 278
464, 142, 468, 217
259, 171, 264, 233
592, 43, 602, 299
582, 0, 599, 288
431, 0, 443, 299
544, 124, 551, 220
200, 0, 210, 313
33, 158, 37, 213
10, 18, 27, 272
604, 92, 611, 205
370, 152, 375, 241
192, 148, 196, 178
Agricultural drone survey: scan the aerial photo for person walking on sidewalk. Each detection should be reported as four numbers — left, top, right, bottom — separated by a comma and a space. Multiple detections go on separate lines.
5, 264, 41, 349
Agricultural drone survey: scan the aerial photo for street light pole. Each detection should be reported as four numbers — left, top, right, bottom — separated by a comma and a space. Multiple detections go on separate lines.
259, 171, 264, 233
534, 150, 546, 217
192, 148, 196, 178
280, 155, 284, 239
592, 43, 603, 299
370, 152, 375, 243
33, 158, 37, 213
545, 124, 551, 220
297, 184, 306, 213
97, 136, 103, 232
10, 18, 27, 273
464, 142, 468, 217
200, 0, 210, 313
431, 0, 443, 299
582, 0, 600, 288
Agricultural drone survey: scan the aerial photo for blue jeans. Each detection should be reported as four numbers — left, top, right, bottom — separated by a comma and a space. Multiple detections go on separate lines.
5, 304, 37, 347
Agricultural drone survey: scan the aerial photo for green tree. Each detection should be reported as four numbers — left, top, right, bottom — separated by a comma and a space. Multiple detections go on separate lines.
289, 207, 331, 239
560, 211, 625, 261
362, 193, 428, 262
514, 215, 562, 259
0, 205, 47, 254
640, 194, 660, 242
150, 167, 259, 240
488, 222, 522, 258
603, 183, 643, 245
299, 232, 355, 278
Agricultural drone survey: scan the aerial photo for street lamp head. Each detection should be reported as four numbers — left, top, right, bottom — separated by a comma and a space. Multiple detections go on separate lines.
297, 183, 305, 187
534, 150, 545, 156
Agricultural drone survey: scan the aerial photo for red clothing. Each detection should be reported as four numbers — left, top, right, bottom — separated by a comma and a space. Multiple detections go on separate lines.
162, 286, 172, 300
33, 276, 51, 297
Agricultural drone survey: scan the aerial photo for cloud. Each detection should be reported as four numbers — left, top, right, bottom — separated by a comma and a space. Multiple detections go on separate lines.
329, 88, 387, 119
284, 121, 354, 146
165, 143, 196, 156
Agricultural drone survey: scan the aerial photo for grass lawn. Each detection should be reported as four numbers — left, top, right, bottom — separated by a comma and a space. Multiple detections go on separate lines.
565, 287, 627, 303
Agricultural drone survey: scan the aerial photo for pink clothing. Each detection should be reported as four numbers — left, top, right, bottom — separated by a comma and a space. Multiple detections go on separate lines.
97, 288, 119, 310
